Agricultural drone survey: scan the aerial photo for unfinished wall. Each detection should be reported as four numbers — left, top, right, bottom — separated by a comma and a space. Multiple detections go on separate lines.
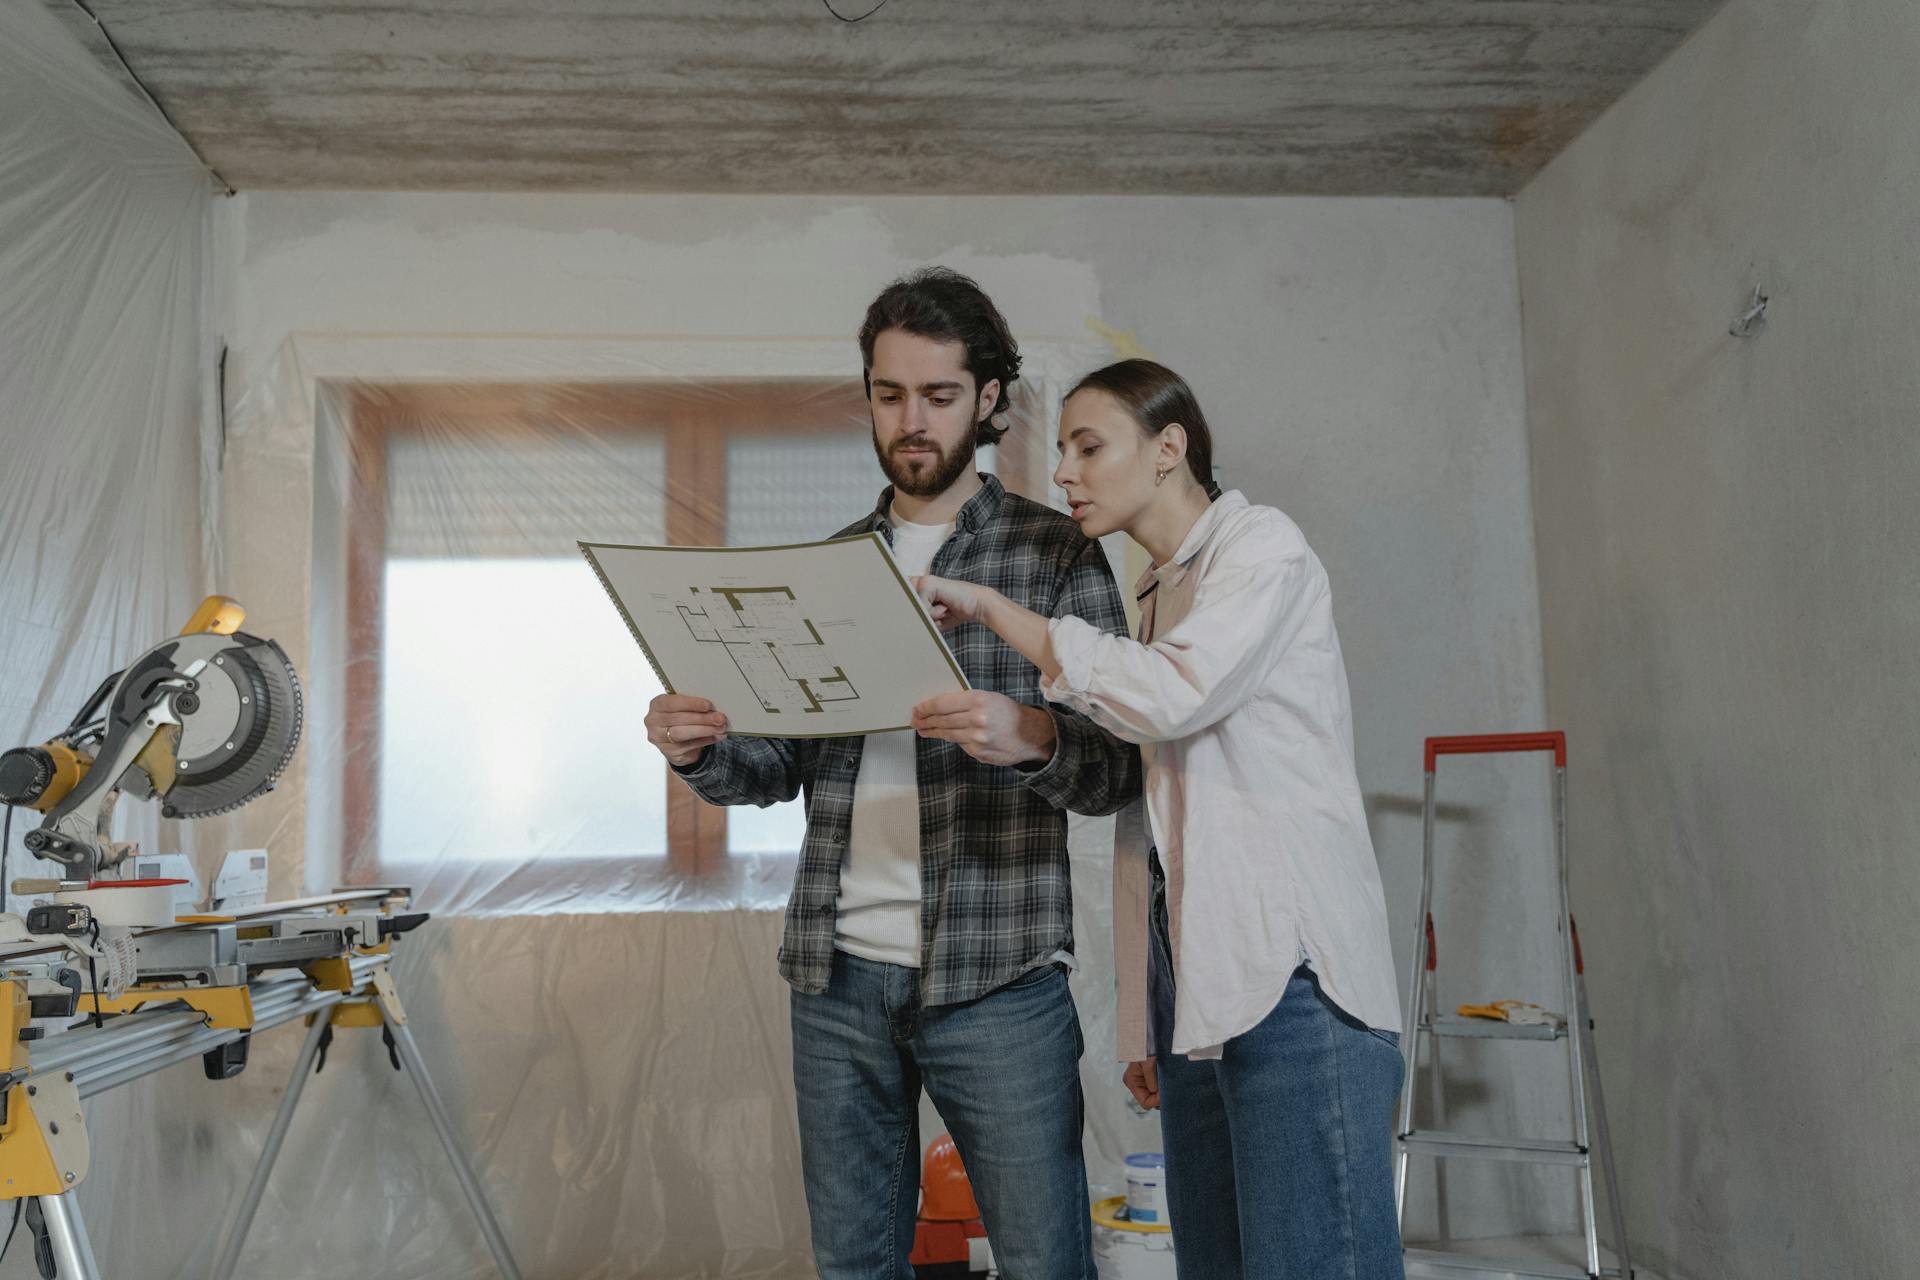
1515, 1, 1919, 1276
204, 190, 1562, 1269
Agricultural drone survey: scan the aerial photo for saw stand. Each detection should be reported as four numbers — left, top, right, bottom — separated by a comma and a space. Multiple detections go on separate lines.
205, 966, 523, 1280
0, 895, 522, 1280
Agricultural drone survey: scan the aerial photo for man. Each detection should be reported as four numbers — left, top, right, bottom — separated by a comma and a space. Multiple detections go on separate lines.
645, 267, 1139, 1279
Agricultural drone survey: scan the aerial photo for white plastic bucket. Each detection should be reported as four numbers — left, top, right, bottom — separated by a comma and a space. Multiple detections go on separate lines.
1094, 1223, 1176, 1280
1123, 1153, 1169, 1225
1092, 1196, 1175, 1280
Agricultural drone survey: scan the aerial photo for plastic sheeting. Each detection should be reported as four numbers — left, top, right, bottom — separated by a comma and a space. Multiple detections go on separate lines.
2, 2, 1157, 1270
307, 375, 888, 917
0, 0, 213, 776
1, 1, 229, 1276
299, 372, 1104, 914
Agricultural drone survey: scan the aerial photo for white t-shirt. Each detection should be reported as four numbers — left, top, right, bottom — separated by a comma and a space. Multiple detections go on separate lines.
833, 509, 953, 968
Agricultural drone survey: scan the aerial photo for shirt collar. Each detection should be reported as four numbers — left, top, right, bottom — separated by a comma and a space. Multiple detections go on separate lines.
1134, 490, 1246, 597
868, 472, 1004, 537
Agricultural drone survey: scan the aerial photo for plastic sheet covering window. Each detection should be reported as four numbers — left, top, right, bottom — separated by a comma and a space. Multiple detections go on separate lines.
320, 378, 888, 916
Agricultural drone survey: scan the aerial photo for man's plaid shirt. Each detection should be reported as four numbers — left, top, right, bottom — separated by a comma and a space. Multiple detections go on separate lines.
676, 474, 1142, 1006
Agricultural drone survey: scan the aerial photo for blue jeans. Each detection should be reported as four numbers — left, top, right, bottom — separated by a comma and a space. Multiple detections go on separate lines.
1149, 857, 1406, 1280
791, 950, 1095, 1280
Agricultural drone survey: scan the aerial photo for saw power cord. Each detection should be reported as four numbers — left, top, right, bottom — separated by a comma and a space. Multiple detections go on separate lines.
85, 920, 105, 1030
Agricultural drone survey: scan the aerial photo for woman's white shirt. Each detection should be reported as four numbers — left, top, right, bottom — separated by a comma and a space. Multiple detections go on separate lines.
1043, 491, 1401, 1059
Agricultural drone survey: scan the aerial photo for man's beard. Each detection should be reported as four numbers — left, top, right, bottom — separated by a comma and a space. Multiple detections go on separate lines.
875, 427, 978, 499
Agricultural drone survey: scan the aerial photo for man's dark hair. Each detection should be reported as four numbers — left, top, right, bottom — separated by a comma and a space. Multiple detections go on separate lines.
858, 266, 1023, 447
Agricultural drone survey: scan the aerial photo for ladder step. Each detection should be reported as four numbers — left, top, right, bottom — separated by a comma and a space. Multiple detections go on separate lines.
1425, 1014, 1566, 1041
1398, 1133, 1589, 1166
1403, 1246, 1622, 1278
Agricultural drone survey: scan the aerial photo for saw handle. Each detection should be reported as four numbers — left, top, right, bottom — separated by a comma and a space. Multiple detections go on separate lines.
180, 595, 246, 637
377, 912, 432, 940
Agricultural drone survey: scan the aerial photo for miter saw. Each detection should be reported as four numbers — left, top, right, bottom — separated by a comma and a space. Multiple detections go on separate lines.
0, 595, 302, 881
0, 600, 501, 1280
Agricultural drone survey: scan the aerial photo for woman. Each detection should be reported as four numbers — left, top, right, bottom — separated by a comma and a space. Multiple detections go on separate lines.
912, 360, 1405, 1279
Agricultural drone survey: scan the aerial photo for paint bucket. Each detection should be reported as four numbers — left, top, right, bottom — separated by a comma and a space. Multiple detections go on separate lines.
1123, 1152, 1169, 1225
1091, 1196, 1174, 1280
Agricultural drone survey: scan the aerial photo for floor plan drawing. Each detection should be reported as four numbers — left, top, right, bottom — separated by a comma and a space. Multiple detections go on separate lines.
677, 585, 860, 715
583, 533, 968, 737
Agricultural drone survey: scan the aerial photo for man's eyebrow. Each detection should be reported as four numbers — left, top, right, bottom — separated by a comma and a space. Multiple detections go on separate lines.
870, 378, 966, 393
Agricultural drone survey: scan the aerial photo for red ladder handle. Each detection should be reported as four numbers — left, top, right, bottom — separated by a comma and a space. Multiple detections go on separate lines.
1424, 731, 1567, 772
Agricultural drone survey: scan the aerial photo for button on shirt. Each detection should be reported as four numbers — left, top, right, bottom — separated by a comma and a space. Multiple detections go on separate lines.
1043, 491, 1401, 1060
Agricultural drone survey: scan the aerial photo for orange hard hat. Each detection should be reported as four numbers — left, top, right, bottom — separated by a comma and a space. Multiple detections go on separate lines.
919, 1133, 981, 1222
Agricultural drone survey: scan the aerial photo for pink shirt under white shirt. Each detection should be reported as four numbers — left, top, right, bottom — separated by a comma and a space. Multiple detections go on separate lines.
1042, 490, 1401, 1061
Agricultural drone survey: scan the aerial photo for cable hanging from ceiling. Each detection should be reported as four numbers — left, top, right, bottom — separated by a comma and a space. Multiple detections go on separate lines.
64, 0, 234, 195
820, 0, 895, 23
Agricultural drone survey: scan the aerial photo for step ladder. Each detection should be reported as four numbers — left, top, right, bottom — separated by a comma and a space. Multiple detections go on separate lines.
1394, 732, 1633, 1280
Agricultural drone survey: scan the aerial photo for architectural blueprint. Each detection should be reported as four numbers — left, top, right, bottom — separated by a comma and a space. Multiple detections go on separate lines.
580, 533, 969, 737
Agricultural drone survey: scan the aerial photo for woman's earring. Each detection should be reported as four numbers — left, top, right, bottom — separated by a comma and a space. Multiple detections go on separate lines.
1154, 467, 1168, 487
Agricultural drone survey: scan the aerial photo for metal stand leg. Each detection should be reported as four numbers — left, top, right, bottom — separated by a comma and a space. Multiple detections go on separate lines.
1422, 961, 1451, 1248
386, 1020, 523, 1280
1584, 1033, 1633, 1278
1394, 773, 1440, 1225
210, 1013, 331, 1280
1575, 952, 1634, 1280
37, 1193, 103, 1280
1554, 768, 1604, 1280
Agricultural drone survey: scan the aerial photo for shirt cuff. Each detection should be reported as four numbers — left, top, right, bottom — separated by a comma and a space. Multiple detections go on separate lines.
1040, 614, 1104, 709
1015, 709, 1081, 807
671, 747, 720, 782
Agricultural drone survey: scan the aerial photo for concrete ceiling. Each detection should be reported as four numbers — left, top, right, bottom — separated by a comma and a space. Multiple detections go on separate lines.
48, 0, 1723, 196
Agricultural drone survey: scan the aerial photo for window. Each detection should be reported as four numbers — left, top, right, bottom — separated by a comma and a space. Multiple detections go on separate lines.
340, 381, 879, 886
720, 431, 886, 852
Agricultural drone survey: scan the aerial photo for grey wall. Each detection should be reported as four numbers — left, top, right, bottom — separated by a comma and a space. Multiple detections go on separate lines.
1515, 1, 1919, 1276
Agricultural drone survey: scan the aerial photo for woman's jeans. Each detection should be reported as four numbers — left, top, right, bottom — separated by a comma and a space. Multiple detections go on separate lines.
1149, 851, 1407, 1279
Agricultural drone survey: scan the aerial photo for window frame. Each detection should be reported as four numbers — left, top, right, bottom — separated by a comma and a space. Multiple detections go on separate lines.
339, 379, 875, 887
